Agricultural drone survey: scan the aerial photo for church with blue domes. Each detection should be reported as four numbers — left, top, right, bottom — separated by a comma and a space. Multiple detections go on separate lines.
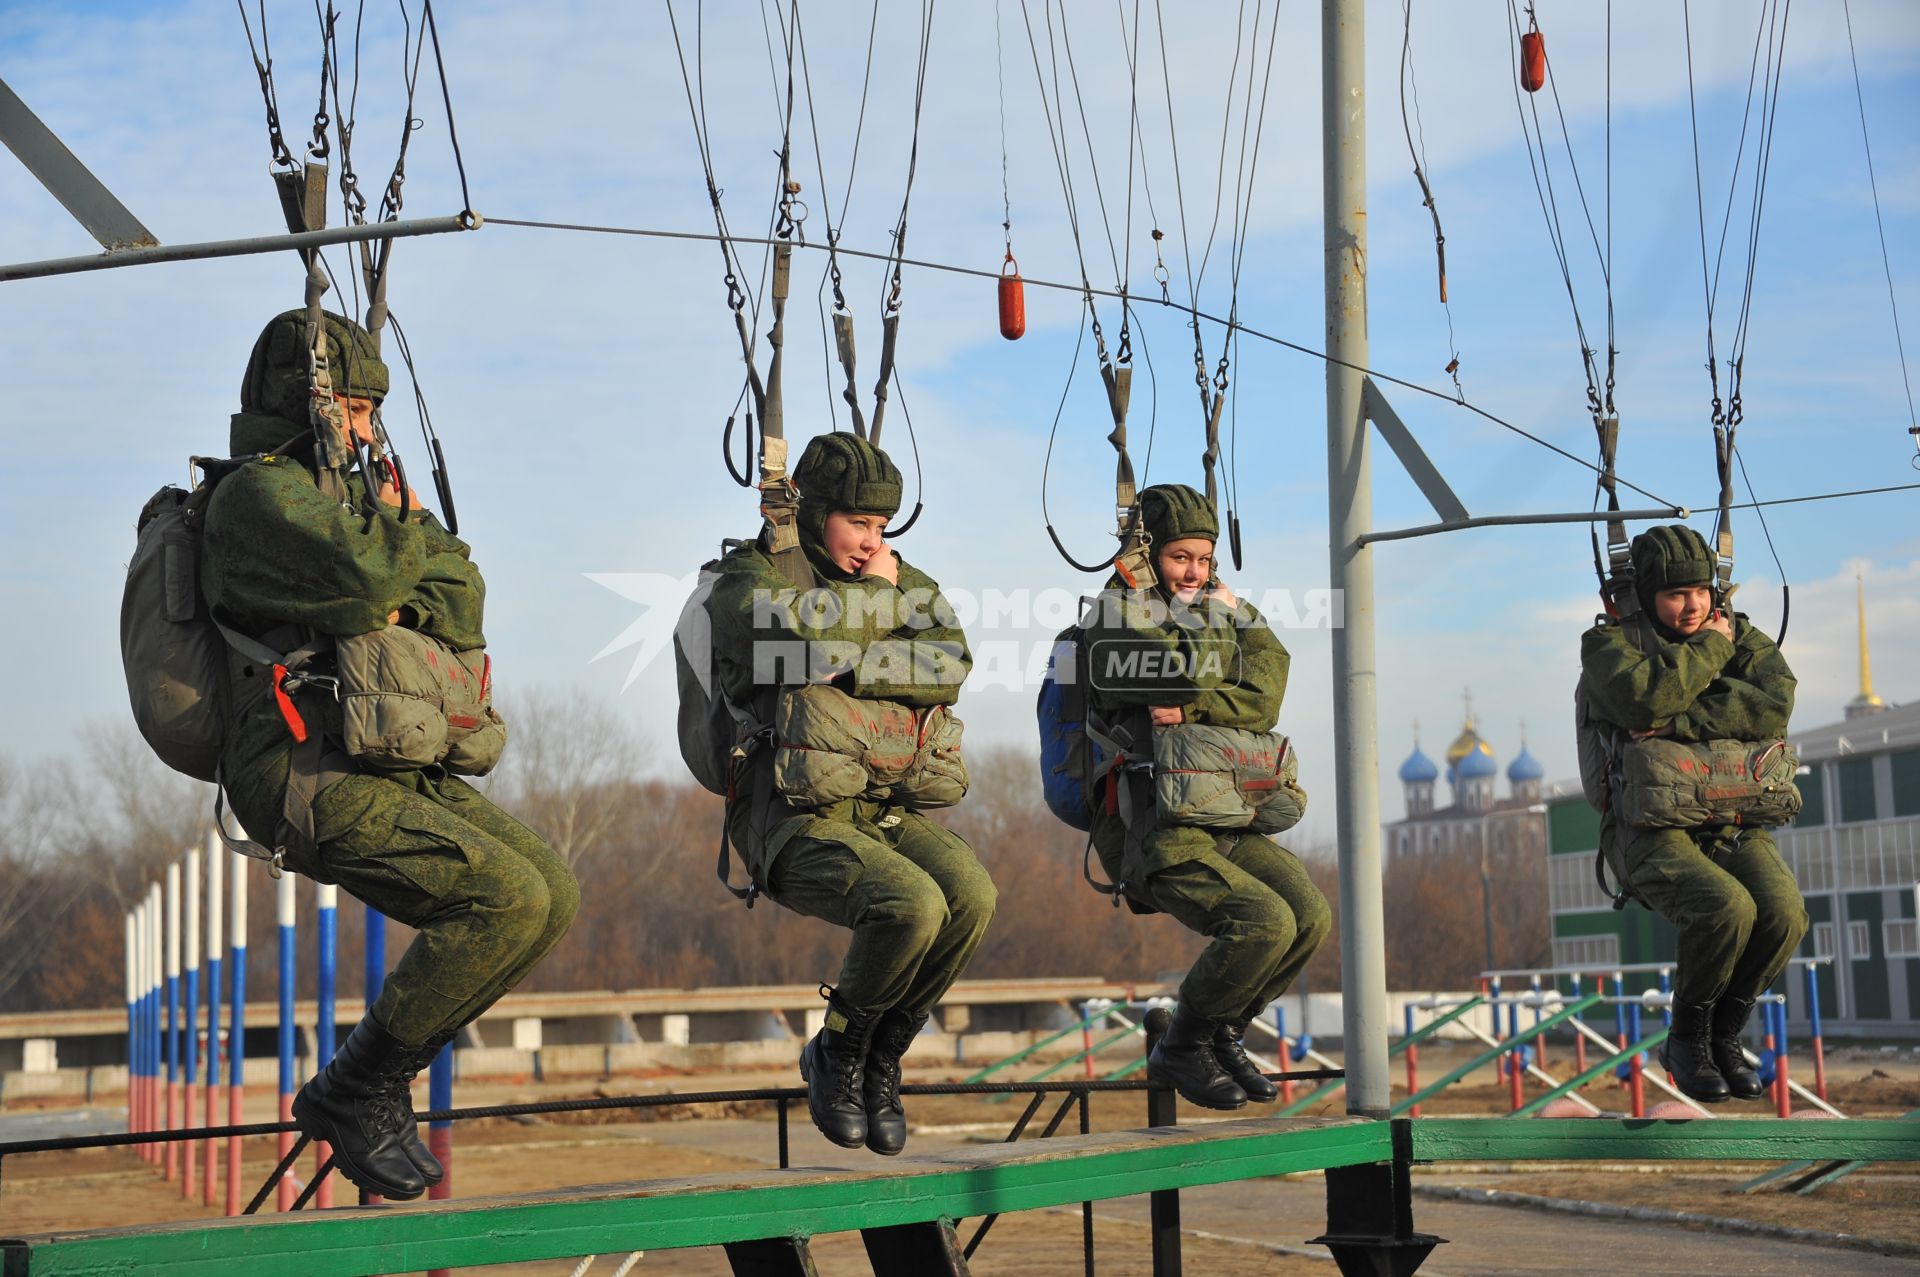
1387, 692, 1564, 860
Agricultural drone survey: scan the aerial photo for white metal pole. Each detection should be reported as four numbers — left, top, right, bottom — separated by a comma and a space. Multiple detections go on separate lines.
1322, 0, 1390, 1117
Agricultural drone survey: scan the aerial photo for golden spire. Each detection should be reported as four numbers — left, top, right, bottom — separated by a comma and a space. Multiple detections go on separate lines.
1848, 571, 1888, 718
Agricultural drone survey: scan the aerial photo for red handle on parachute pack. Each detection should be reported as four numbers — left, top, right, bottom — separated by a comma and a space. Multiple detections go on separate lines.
1520, 30, 1546, 93
998, 254, 1027, 341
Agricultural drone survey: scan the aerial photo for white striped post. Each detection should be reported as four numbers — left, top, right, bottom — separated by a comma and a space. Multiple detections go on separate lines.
182, 844, 201, 1198
164, 862, 181, 1181
202, 831, 224, 1208
122, 911, 136, 1146
148, 883, 162, 1164
226, 847, 248, 1216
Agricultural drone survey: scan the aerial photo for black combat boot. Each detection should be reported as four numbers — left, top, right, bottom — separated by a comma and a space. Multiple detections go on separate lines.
1148, 1003, 1248, 1111
863, 1008, 928, 1156
798, 989, 880, 1150
291, 1016, 428, 1200
1709, 997, 1766, 1100
1659, 1000, 1731, 1105
385, 1030, 456, 1186
1213, 1018, 1278, 1103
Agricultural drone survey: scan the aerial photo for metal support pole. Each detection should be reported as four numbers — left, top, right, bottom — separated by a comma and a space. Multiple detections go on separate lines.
1322, 0, 1390, 1120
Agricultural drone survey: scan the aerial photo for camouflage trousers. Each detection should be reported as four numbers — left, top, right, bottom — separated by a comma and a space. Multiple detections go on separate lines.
284, 770, 580, 1046
1095, 821, 1332, 1023
750, 800, 997, 1018
1609, 821, 1808, 1006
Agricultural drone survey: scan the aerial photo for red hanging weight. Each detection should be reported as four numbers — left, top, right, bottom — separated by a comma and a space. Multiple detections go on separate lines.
1520, 30, 1547, 93
998, 253, 1027, 341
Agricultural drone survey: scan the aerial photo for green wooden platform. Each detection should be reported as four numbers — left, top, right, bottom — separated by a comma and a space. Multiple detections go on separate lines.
4, 1117, 1917, 1277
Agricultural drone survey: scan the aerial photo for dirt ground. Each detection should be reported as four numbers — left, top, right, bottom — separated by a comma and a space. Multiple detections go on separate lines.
3, 1043, 1916, 1271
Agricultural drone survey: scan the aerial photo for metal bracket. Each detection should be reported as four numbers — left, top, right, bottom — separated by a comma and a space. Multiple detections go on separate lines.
861, 1219, 970, 1276
1309, 1119, 1444, 1277
0, 75, 157, 252
723, 1236, 819, 1277
1362, 378, 1469, 526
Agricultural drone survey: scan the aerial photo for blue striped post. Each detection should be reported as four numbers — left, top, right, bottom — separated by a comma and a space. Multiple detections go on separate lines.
364, 904, 386, 1009
276, 873, 298, 1211
182, 846, 201, 1198
315, 884, 338, 1208
1530, 973, 1547, 1071
362, 903, 387, 1206
165, 864, 182, 1181
225, 849, 248, 1216
203, 835, 224, 1208
426, 1040, 456, 1277
1805, 961, 1827, 1100
145, 887, 162, 1164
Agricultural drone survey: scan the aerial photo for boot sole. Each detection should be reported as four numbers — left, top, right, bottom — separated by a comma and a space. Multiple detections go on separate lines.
291, 1093, 428, 1200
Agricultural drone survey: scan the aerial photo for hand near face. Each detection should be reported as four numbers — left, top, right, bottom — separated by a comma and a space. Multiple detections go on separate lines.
858, 541, 900, 584
1704, 610, 1734, 642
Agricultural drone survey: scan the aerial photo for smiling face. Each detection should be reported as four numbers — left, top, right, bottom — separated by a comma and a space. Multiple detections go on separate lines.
1155, 537, 1215, 602
1653, 585, 1714, 636
821, 510, 888, 574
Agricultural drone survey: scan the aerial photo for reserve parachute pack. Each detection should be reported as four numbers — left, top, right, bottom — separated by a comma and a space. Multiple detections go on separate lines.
334, 627, 507, 774
123, 456, 506, 866
771, 683, 967, 810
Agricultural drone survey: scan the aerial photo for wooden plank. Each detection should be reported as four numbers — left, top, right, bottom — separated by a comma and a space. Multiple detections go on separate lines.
2, 1117, 1384, 1277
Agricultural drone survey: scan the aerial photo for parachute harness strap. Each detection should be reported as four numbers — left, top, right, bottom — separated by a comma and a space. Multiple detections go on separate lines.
868, 0, 935, 450
758, 5, 812, 593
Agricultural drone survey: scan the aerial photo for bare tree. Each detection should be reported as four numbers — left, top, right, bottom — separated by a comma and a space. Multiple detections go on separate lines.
487, 687, 653, 873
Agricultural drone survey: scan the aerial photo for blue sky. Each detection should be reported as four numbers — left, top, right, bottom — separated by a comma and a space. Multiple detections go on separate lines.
2, 1, 1916, 840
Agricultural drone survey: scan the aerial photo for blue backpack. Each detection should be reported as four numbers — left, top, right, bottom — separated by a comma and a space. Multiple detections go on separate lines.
1036, 624, 1102, 830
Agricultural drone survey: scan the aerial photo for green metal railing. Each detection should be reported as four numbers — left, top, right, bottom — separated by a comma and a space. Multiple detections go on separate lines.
1273, 995, 1488, 1117
1510, 1027, 1670, 1119
1390, 994, 1602, 1116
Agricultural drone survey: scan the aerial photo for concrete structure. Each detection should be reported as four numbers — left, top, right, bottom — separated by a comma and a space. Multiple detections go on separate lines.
0, 978, 1164, 1103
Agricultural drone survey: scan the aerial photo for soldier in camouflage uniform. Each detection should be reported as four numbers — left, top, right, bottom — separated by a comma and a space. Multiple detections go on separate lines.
1580, 525, 1806, 1103
1082, 484, 1330, 1110
707, 433, 994, 1155
202, 310, 579, 1197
